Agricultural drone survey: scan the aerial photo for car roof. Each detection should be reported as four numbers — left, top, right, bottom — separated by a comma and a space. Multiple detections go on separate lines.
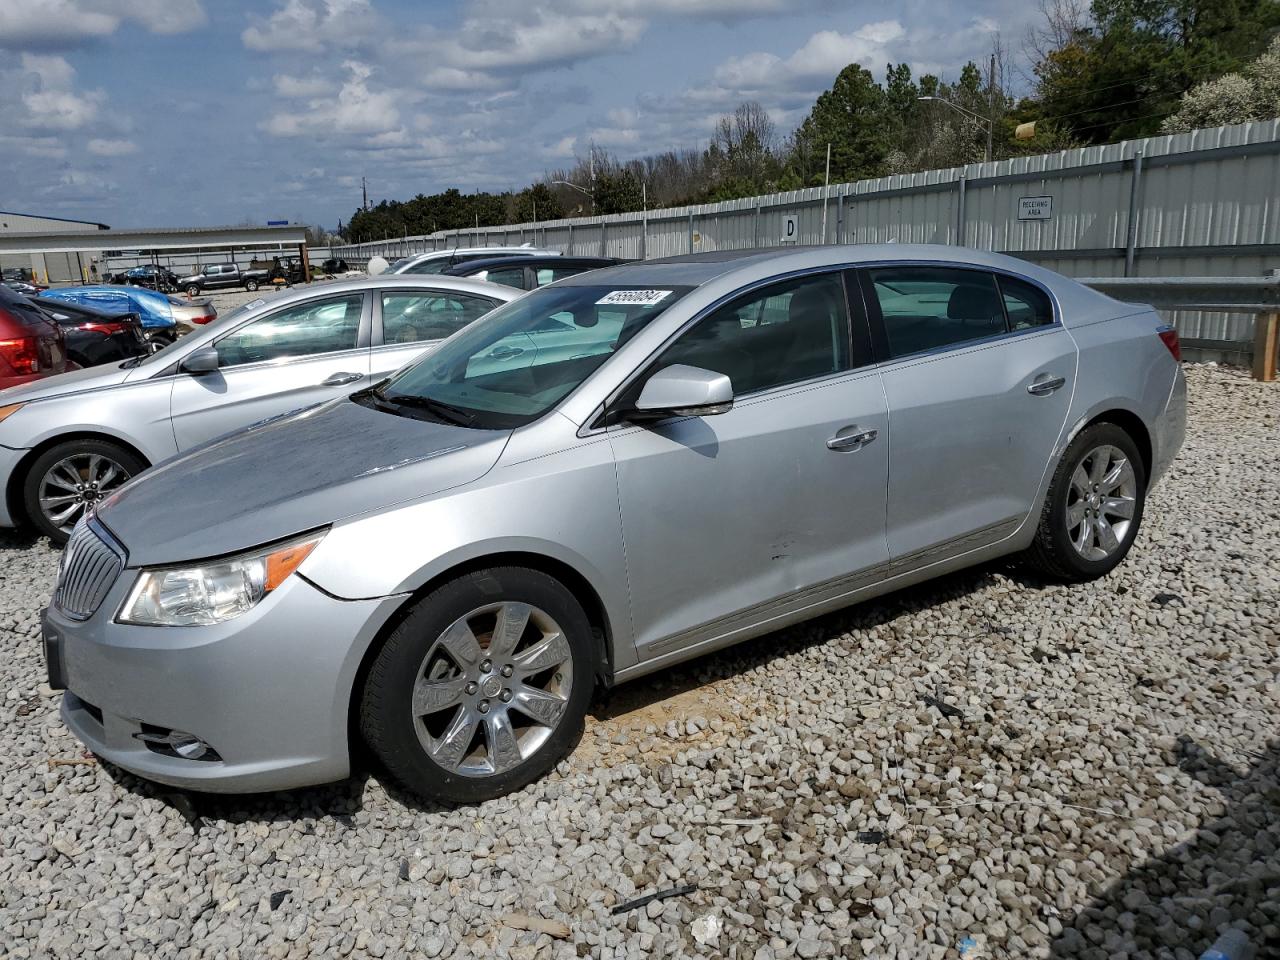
450, 255, 617, 272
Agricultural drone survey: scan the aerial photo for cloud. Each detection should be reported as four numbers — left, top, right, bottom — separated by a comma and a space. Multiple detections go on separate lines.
273, 73, 334, 97
18, 54, 106, 131
88, 137, 139, 156
262, 60, 404, 138
242, 0, 376, 52
0, 0, 204, 49
714, 20, 907, 94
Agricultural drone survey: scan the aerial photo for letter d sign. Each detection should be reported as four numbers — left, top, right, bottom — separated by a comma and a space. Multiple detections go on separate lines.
782, 215, 798, 242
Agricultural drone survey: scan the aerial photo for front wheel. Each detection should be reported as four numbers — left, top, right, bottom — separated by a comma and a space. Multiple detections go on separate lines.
1022, 422, 1147, 581
245, 279, 260, 291
23, 439, 146, 545
359, 567, 595, 804
185, 284, 201, 297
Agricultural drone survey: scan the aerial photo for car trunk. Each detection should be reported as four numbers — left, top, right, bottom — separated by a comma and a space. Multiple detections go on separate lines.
0, 289, 67, 388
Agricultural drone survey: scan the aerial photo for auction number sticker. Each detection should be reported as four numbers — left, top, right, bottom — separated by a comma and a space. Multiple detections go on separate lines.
596, 289, 673, 306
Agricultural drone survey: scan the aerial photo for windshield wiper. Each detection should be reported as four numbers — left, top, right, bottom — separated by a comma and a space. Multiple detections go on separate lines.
380, 392, 477, 427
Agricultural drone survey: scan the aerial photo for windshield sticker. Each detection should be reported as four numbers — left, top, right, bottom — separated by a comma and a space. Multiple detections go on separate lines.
596, 289, 673, 307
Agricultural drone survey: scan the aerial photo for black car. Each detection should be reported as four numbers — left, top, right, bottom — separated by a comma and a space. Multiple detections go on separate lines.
31, 297, 151, 368
108, 264, 180, 291
442, 255, 620, 290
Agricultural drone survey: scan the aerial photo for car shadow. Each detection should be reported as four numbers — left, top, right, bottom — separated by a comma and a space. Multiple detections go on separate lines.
1047, 736, 1279, 958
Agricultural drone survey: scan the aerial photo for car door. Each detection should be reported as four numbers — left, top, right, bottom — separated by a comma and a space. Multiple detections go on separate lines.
857, 264, 1077, 564
608, 270, 890, 661
372, 288, 502, 380
169, 291, 371, 449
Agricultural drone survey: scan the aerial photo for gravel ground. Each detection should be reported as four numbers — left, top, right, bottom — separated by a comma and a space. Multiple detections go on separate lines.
1, 365, 1276, 960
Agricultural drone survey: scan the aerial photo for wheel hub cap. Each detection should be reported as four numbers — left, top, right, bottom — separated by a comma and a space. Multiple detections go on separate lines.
1065, 444, 1138, 562
39, 454, 132, 535
410, 601, 573, 778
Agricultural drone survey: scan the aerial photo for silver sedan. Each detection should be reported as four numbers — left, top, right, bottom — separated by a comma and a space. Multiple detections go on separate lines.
0, 275, 518, 541
42, 245, 1185, 804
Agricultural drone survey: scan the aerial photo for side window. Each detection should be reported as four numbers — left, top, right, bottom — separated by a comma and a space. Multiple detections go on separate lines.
381, 291, 495, 344
998, 275, 1054, 330
867, 267, 1006, 359
655, 272, 850, 396
215, 293, 363, 366
536, 266, 588, 287
407, 260, 449, 275
482, 267, 527, 288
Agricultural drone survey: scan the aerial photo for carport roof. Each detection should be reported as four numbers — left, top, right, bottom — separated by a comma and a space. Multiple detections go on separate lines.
0, 224, 308, 255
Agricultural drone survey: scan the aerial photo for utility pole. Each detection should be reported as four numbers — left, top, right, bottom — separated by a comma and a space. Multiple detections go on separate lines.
987, 53, 996, 164
362, 177, 368, 212
589, 140, 597, 216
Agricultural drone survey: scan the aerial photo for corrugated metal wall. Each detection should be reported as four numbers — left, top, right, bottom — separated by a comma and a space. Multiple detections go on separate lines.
334, 120, 1280, 344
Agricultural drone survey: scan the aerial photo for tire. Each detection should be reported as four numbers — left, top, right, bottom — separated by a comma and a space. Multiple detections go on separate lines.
185, 284, 201, 298
245, 279, 260, 292
359, 567, 595, 804
1022, 422, 1147, 581
23, 439, 146, 545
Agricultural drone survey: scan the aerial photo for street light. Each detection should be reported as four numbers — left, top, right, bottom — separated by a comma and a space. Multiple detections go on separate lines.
918, 96, 993, 163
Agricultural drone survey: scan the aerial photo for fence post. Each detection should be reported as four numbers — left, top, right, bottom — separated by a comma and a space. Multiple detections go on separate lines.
836, 193, 844, 245
1125, 148, 1144, 277
955, 173, 967, 246
1255, 309, 1279, 382
641, 210, 648, 260
601, 220, 607, 257
753, 205, 761, 247
688, 212, 694, 253
567, 223, 574, 255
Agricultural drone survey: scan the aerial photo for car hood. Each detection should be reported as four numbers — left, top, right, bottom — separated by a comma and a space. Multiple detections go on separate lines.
0, 362, 132, 404
96, 397, 510, 566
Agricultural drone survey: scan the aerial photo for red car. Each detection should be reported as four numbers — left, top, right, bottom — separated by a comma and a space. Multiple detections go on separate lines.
0, 282, 68, 391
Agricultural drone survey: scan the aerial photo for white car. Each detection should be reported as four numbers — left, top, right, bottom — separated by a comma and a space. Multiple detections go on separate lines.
387, 246, 560, 276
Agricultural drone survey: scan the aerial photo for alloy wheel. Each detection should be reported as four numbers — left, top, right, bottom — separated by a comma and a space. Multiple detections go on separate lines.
412, 601, 573, 778
1065, 443, 1137, 561
38, 454, 132, 535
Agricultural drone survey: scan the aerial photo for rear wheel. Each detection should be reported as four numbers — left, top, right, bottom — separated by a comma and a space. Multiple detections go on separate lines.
23, 439, 145, 545
359, 567, 594, 804
185, 284, 201, 297
245, 279, 260, 292
1022, 422, 1147, 581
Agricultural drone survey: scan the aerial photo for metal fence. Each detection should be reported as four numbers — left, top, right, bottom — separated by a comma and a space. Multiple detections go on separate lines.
332, 119, 1280, 348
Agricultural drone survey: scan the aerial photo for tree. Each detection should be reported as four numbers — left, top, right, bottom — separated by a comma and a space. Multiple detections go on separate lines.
512, 183, 564, 223
792, 64, 890, 184
1163, 36, 1280, 130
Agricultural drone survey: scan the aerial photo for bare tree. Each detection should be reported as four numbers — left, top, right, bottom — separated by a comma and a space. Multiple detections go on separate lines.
1022, 0, 1090, 86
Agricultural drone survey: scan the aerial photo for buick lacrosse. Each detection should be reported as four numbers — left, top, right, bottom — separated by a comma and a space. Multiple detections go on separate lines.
43, 245, 1186, 803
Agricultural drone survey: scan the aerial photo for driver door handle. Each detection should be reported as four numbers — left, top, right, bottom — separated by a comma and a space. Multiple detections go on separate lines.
1027, 374, 1066, 396
322, 371, 363, 387
490, 346, 525, 360
827, 428, 878, 452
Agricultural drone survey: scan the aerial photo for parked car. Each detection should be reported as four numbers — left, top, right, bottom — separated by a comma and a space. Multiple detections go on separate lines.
111, 265, 180, 292
319, 258, 350, 275
387, 245, 560, 275
30, 298, 151, 368
36, 245, 1186, 804
176, 263, 270, 297
0, 275, 515, 541
3, 278, 47, 296
2, 267, 42, 286
38, 286, 214, 347
444, 255, 620, 290
0, 283, 67, 391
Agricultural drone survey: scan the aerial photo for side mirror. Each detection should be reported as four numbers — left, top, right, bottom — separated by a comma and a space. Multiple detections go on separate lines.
180, 346, 220, 374
628, 364, 733, 421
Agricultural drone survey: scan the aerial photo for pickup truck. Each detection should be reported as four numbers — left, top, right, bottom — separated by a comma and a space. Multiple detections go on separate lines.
177, 263, 270, 296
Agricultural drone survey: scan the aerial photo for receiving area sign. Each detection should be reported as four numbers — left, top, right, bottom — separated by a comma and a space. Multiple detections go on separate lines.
1018, 196, 1053, 220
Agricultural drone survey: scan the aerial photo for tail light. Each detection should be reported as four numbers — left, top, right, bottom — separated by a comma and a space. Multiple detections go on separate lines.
0, 336, 41, 374
191, 314, 215, 325
79, 321, 133, 336
1157, 325, 1181, 362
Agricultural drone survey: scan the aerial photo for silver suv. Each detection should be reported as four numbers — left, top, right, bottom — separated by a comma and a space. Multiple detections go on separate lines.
42, 245, 1186, 804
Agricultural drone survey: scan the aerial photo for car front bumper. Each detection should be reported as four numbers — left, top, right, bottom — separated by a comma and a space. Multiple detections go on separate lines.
47, 572, 407, 793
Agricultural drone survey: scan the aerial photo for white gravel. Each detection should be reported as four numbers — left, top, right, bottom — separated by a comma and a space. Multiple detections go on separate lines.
1, 364, 1277, 960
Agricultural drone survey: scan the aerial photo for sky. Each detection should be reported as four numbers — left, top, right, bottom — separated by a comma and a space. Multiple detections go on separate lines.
0, 0, 1045, 230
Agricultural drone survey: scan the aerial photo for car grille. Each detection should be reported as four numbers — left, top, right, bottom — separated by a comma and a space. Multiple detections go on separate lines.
54, 519, 126, 621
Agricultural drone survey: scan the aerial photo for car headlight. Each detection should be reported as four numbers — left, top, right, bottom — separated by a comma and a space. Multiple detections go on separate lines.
0, 403, 25, 425
118, 531, 324, 626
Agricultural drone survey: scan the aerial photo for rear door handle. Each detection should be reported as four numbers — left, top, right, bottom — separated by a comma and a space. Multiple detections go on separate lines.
322, 371, 363, 387
1027, 374, 1066, 396
827, 428, 878, 452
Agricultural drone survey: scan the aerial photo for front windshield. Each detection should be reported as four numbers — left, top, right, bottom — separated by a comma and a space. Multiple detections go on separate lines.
364, 284, 692, 429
